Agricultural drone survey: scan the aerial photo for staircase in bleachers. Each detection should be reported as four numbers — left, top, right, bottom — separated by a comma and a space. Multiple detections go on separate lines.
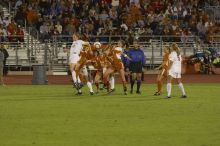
1, 5, 46, 71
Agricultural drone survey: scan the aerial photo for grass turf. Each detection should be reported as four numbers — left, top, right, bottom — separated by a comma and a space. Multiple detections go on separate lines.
0, 84, 220, 146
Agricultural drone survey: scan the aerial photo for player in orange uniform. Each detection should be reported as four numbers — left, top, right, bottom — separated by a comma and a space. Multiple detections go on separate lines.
103, 40, 129, 95
154, 45, 171, 96
74, 44, 95, 95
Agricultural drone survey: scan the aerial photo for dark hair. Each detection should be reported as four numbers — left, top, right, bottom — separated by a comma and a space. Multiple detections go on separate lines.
133, 39, 139, 44
171, 43, 180, 56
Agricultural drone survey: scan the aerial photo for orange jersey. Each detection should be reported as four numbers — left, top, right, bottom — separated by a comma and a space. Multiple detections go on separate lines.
78, 49, 94, 67
162, 52, 170, 70
90, 55, 106, 70
107, 51, 124, 71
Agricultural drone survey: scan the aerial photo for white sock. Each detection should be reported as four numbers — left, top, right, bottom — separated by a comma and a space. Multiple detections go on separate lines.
167, 83, 172, 97
178, 83, 186, 95
72, 71, 77, 83
103, 67, 107, 74
110, 76, 115, 89
77, 76, 81, 83
87, 82, 93, 92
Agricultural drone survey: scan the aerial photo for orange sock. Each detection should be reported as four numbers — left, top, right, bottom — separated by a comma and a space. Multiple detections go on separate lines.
157, 80, 163, 92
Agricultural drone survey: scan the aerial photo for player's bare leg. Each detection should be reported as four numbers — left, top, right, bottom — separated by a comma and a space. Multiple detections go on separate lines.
94, 71, 102, 94
119, 69, 127, 95
177, 78, 187, 98
166, 75, 172, 98
155, 72, 164, 96
103, 68, 114, 92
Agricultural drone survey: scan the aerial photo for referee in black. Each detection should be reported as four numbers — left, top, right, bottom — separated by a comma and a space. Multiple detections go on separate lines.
127, 39, 145, 94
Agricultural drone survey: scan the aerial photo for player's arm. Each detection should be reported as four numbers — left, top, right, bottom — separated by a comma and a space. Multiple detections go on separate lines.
155, 64, 163, 70
167, 60, 173, 71
82, 41, 90, 46
122, 53, 132, 60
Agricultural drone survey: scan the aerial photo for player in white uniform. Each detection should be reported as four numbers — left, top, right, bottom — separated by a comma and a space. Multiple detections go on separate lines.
69, 33, 89, 95
167, 43, 187, 98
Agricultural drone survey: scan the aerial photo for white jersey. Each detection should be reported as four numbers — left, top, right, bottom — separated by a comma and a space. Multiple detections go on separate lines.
169, 51, 182, 78
69, 40, 84, 64
70, 40, 84, 55
114, 47, 123, 59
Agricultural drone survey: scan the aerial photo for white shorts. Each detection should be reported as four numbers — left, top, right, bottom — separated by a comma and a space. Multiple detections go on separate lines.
69, 54, 80, 64
168, 70, 181, 79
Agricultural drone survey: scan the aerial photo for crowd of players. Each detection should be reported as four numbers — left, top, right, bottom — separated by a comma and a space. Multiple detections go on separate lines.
69, 33, 187, 98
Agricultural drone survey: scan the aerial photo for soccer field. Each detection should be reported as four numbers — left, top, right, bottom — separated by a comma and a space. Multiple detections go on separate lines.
0, 84, 220, 146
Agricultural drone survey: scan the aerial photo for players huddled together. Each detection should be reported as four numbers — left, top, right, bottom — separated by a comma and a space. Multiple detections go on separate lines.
69, 33, 187, 98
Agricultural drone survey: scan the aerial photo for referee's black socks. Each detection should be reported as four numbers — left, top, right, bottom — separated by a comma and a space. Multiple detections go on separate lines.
130, 80, 135, 91
137, 80, 141, 93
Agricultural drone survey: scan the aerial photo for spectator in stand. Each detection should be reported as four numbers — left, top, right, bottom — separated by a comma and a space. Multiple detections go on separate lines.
26, 6, 39, 26
0, 42, 9, 76
7, 19, 17, 42
0, 15, 3, 25
54, 21, 62, 35
3, 0, 219, 43
3, 17, 10, 27
0, 24, 8, 41
14, 6, 25, 27
39, 22, 50, 41
0, 24, 3, 41
16, 26, 24, 43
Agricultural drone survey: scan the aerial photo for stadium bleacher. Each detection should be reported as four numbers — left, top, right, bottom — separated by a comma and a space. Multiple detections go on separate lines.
0, 0, 220, 73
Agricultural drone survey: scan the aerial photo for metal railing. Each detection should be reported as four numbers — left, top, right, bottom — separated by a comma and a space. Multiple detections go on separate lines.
3, 35, 220, 71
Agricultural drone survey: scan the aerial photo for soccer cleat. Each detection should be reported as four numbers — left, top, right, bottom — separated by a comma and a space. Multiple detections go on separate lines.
167, 96, 171, 98
90, 92, 94, 95
75, 91, 82, 96
107, 89, 115, 94
136, 91, 141, 94
73, 82, 77, 88
154, 92, 161, 96
78, 83, 84, 89
111, 88, 115, 92
124, 87, 127, 95
181, 95, 187, 98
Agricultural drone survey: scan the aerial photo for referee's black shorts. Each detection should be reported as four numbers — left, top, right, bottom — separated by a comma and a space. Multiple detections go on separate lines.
129, 62, 143, 73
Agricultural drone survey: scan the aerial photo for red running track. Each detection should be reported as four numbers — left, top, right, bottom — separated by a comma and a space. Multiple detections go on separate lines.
3, 74, 220, 85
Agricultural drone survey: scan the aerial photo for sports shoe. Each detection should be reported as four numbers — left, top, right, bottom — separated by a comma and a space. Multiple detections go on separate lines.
124, 87, 127, 95
167, 96, 171, 98
78, 83, 84, 89
154, 92, 161, 96
90, 92, 94, 95
73, 82, 77, 88
181, 95, 187, 98
136, 91, 141, 94
75, 91, 82, 96
111, 88, 115, 92
107, 89, 115, 94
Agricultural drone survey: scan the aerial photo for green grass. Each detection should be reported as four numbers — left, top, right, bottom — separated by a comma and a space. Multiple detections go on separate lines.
0, 84, 220, 146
